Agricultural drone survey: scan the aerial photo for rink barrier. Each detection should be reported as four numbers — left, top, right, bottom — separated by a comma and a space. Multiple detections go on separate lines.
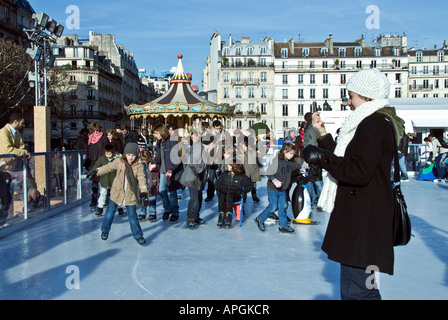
0, 150, 89, 239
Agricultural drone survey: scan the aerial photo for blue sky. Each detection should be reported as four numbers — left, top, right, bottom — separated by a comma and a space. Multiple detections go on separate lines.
30, 0, 447, 88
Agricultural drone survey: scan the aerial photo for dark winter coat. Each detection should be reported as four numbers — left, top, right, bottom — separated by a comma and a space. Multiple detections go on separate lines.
316, 112, 397, 275
85, 134, 109, 183
142, 162, 159, 197
151, 138, 184, 191
91, 152, 120, 188
215, 171, 253, 196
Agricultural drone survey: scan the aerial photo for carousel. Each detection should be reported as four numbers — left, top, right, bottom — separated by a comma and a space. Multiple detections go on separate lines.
124, 54, 235, 133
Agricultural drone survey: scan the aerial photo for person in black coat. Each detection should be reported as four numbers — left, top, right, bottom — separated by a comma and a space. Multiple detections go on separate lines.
149, 123, 184, 222
85, 122, 109, 207
215, 161, 253, 227
304, 69, 405, 300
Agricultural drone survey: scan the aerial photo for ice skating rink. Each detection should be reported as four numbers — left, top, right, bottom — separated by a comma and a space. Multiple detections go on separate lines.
0, 177, 447, 300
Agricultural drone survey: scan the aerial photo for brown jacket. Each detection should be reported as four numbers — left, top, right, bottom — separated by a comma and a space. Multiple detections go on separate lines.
97, 157, 147, 207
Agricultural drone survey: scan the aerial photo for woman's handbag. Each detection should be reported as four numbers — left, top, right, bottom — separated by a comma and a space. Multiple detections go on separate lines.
391, 131, 412, 246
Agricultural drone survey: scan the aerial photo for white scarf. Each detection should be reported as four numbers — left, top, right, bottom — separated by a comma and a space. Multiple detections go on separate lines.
318, 99, 389, 213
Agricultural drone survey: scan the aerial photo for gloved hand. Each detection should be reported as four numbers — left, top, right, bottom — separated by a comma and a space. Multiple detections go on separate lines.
303, 145, 326, 165
86, 170, 98, 180
140, 192, 149, 207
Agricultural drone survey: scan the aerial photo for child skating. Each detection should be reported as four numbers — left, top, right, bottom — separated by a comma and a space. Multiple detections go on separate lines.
254, 143, 301, 233
88, 143, 148, 246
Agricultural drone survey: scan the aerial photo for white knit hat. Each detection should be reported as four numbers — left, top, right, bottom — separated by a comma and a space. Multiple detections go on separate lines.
346, 68, 390, 100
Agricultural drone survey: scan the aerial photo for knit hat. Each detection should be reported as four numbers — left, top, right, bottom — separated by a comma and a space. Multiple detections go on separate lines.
346, 68, 390, 100
123, 142, 139, 156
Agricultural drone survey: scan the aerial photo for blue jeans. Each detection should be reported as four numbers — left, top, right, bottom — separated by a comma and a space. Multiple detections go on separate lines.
257, 189, 288, 228
139, 196, 156, 216
306, 180, 323, 205
101, 200, 143, 240
159, 173, 179, 216
186, 187, 203, 222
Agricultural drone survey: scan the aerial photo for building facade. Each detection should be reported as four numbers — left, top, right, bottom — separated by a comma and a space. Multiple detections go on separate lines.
0, 0, 35, 48
408, 44, 448, 98
204, 32, 414, 137
204, 33, 276, 130
52, 32, 157, 145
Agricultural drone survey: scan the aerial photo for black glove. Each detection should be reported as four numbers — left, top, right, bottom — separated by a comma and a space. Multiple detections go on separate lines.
86, 170, 98, 180
140, 192, 149, 207
303, 145, 326, 165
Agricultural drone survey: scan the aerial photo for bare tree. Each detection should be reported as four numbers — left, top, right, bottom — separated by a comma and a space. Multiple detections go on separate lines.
0, 39, 34, 125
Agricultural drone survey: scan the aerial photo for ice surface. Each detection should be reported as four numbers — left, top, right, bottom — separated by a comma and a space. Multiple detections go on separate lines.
0, 177, 447, 300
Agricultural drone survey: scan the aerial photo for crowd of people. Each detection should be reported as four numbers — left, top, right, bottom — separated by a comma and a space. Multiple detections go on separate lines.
3, 68, 448, 300
84, 118, 318, 246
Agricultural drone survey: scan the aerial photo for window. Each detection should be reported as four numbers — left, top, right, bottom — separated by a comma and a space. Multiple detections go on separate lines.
438, 50, 444, 62
309, 61, 315, 68
356, 60, 362, 68
223, 47, 230, 55
310, 89, 316, 99
338, 48, 346, 57
283, 121, 289, 128
298, 89, 304, 99
310, 74, 315, 84
323, 88, 329, 99
355, 48, 362, 57
323, 74, 328, 84
322, 60, 328, 68
247, 47, 254, 55
395, 73, 401, 83
298, 104, 304, 115
260, 47, 267, 55
235, 87, 242, 98
394, 48, 400, 56
260, 58, 266, 66
321, 48, 328, 56
248, 88, 255, 98
281, 48, 288, 58
298, 74, 304, 84
374, 48, 381, 57
236, 120, 242, 129
224, 88, 229, 98
235, 47, 241, 55
416, 51, 423, 63
395, 87, 401, 98
261, 72, 267, 82
235, 72, 241, 83
223, 72, 229, 83
73, 48, 78, 57
282, 89, 288, 99
261, 87, 267, 98
282, 104, 288, 116
282, 75, 288, 84
261, 103, 267, 114
302, 48, 309, 57
340, 74, 346, 84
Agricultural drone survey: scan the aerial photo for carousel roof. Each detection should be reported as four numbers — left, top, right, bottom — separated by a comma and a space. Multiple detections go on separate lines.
124, 54, 234, 118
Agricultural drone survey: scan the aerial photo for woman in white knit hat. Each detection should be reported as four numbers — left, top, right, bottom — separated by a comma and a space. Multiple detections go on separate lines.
304, 68, 405, 300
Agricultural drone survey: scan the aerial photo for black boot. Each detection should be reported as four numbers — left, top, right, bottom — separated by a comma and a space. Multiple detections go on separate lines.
95, 207, 103, 216
225, 212, 232, 227
217, 212, 225, 227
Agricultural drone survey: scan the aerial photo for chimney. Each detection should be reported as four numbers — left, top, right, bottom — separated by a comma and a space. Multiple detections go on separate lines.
289, 37, 295, 54
229, 34, 233, 46
325, 33, 334, 55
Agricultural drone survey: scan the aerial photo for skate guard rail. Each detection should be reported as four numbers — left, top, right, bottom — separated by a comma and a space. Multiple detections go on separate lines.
0, 150, 89, 238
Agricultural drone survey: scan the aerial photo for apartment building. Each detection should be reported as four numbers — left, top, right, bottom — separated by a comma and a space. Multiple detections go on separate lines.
204, 32, 276, 130
0, 0, 35, 48
408, 44, 448, 98
52, 33, 157, 142
273, 34, 409, 132
204, 32, 409, 135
